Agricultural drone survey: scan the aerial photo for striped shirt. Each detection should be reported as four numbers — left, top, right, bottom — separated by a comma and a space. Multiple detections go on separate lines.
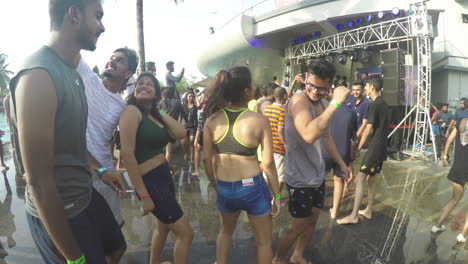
77, 58, 127, 171
263, 103, 286, 155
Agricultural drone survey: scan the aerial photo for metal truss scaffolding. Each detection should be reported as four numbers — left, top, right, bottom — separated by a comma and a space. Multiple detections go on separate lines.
286, 17, 412, 59
285, 0, 436, 161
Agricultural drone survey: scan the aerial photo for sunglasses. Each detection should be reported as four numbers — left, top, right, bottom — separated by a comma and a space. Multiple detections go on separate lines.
305, 82, 331, 95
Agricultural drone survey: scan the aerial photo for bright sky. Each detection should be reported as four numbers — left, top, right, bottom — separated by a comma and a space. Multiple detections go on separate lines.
0, 0, 274, 83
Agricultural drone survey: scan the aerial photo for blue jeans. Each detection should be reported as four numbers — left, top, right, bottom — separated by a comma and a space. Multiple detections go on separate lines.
216, 173, 271, 216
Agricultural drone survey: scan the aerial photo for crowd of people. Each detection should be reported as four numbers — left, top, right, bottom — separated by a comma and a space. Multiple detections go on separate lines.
3, 1, 468, 264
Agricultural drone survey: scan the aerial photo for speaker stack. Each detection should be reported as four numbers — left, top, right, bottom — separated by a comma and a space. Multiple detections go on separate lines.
290, 61, 308, 78
380, 48, 405, 106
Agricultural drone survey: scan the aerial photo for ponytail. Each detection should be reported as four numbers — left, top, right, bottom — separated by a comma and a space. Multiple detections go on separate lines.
205, 66, 252, 118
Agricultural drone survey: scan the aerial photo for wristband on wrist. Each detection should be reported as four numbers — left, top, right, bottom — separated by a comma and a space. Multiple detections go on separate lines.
139, 194, 150, 198
274, 193, 282, 200
159, 110, 166, 115
330, 99, 341, 108
67, 255, 85, 264
96, 167, 108, 178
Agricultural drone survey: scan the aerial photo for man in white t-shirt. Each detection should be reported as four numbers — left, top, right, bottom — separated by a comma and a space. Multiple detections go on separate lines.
76, 47, 138, 231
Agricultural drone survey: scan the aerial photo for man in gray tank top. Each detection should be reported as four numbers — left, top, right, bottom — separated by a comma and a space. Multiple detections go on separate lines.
273, 59, 350, 264
9, 1, 126, 264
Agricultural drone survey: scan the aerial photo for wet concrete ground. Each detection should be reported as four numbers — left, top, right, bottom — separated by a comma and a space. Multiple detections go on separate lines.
0, 143, 467, 264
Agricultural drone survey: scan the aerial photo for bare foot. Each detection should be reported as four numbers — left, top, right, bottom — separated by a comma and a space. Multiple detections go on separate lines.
337, 215, 359, 225
329, 208, 337, 220
290, 255, 311, 264
358, 208, 372, 220
192, 170, 199, 177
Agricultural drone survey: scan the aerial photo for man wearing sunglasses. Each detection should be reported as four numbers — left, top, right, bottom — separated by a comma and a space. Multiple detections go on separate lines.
273, 59, 350, 264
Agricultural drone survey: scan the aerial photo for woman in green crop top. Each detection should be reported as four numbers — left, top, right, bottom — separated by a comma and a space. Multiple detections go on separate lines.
203, 66, 282, 264
119, 72, 193, 264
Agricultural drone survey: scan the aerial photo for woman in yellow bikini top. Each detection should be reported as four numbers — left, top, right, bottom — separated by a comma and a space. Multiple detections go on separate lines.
203, 66, 282, 264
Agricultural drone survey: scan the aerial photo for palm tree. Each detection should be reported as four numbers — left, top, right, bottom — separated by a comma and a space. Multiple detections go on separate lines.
136, 0, 184, 73
136, 0, 145, 74
0, 53, 13, 94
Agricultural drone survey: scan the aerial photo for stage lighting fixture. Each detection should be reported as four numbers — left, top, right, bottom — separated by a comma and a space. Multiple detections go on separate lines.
356, 18, 363, 25
361, 50, 372, 63
293, 39, 299, 44
284, 72, 290, 78
314, 31, 321, 38
378, 11, 385, 19
392, 8, 401, 16
406, 9, 414, 15
337, 54, 347, 64
325, 56, 333, 63
300, 36, 305, 42
284, 81, 289, 87
336, 24, 343, 30
285, 60, 291, 66
349, 51, 358, 62
366, 14, 373, 22
347, 21, 354, 28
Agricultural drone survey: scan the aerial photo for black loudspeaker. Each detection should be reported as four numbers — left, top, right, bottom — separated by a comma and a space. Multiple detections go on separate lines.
291, 62, 307, 78
381, 49, 405, 106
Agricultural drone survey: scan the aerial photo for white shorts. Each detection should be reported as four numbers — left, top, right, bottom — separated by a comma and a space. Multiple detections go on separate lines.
92, 177, 124, 226
274, 153, 285, 182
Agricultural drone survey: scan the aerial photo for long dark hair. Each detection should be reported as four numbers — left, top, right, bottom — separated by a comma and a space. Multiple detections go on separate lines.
184, 91, 195, 107
205, 66, 252, 118
126, 72, 165, 125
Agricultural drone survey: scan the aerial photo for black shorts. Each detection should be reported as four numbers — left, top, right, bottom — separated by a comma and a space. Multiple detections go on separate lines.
325, 158, 348, 180
360, 148, 385, 176
447, 161, 468, 186
359, 160, 384, 176
196, 131, 203, 146
286, 181, 325, 218
186, 127, 197, 137
137, 163, 184, 224
27, 188, 126, 264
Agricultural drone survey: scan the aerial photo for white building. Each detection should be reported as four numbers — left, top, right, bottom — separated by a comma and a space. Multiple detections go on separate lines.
197, 0, 468, 106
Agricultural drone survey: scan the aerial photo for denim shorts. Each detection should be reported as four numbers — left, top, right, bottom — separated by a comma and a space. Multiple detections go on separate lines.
216, 173, 271, 216
26, 188, 126, 264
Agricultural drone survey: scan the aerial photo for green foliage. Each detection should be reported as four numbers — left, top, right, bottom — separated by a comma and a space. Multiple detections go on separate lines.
175, 75, 199, 94
93, 65, 104, 79
0, 53, 14, 95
